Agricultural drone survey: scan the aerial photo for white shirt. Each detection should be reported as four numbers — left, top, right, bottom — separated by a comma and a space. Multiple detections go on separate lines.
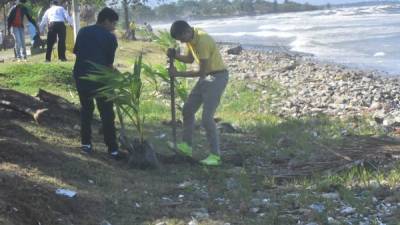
0, 32, 3, 44
40, 6, 73, 32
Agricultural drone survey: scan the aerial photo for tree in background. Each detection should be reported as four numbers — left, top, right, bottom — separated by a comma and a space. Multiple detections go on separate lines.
155, 3, 177, 20
254, 0, 274, 14
273, 0, 278, 12
176, 0, 201, 18
131, 3, 154, 23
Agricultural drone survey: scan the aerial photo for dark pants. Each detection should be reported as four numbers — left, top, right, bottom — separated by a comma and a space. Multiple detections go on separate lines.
78, 91, 118, 152
46, 22, 66, 61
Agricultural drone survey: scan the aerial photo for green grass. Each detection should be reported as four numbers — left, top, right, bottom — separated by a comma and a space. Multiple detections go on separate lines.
0, 62, 75, 95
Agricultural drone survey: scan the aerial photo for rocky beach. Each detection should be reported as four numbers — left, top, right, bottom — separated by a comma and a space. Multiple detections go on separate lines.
212, 45, 400, 224
220, 44, 400, 132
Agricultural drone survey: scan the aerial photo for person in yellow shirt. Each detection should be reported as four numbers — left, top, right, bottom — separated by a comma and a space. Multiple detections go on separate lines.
167, 20, 229, 166
129, 21, 136, 40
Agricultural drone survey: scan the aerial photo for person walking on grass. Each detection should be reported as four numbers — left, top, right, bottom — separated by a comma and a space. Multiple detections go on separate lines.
7, 0, 39, 61
167, 20, 229, 166
73, 7, 122, 160
40, 0, 73, 62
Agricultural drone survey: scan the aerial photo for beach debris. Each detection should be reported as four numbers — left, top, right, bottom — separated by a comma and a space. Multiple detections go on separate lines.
227, 45, 243, 55
55, 188, 77, 198
309, 203, 325, 213
100, 220, 112, 225
191, 208, 210, 219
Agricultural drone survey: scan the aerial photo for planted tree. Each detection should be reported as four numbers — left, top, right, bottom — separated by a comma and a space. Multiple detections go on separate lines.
83, 54, 159, 169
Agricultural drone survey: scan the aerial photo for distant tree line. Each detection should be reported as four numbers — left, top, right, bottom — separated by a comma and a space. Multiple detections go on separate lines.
130, 0, 320, 23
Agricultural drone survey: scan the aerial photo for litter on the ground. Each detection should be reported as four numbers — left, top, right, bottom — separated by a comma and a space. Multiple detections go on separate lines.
55, 188, 77, 198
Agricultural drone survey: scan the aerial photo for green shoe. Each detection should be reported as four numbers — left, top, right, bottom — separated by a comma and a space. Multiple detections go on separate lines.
200, 154, 221, 166
177, 142, 193, 157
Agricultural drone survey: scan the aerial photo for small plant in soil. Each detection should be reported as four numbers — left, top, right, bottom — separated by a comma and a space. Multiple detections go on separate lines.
83, 54, 159, 169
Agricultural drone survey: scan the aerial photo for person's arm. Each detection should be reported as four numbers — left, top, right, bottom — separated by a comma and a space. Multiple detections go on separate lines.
168, 48, 194, 64
39, 10, 48, 33
106, 34, 118, 68
7, 7, 16, 34
23, 6, 39, 32
170, 38, 211, 78
63, 8, 73, 26
175, 50, 195, 64
169, 59, 207, 78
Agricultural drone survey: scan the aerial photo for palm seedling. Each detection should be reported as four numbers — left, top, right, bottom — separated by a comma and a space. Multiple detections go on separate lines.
82, 54, 159, 169
142, 30, 190, 109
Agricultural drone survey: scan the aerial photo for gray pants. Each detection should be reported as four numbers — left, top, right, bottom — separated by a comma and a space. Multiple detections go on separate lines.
182, 70, 229, 155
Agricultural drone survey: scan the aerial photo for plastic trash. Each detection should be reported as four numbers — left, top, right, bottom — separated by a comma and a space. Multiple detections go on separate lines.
55, 188, 77, 198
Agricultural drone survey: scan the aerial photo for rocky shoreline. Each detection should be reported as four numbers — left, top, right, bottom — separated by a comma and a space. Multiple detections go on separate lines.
220, 45, 400, 130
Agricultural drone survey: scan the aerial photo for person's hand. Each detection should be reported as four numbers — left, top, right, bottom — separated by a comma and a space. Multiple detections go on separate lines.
167, 48, 176, 59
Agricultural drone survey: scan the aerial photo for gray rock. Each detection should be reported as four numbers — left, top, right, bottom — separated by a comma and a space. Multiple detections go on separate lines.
340, 206, 356, 215
100, 220, 112, 225
188, 218, 198, 225
226, 177, 240, 191
321, 192, 340, 200
309, 203, 325, 213
250, 207, 260, 213
191, 208, 209, 220
227, 45, 243, 55
250, 198, 270, 208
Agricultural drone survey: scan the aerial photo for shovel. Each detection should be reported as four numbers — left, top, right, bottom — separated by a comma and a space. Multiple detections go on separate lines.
168, 53, 178, 154
167, 51, 198, 164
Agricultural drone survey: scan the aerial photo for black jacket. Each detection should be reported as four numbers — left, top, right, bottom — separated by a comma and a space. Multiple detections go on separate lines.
7, 4, 38, 31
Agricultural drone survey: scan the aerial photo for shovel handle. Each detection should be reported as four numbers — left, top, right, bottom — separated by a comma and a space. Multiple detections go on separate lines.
168, 55, 177, 151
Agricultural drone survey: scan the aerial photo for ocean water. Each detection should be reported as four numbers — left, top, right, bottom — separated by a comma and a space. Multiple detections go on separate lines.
155, 3, 400, 76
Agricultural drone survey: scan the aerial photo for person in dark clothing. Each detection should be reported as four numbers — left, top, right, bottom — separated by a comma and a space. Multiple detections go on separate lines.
73, 7, 121, 159
7, 0, 39, 60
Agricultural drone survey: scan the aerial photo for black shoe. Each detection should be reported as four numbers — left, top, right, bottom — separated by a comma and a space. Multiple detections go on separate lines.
81, 144, 93, 154
109, 150, 124, 160
60, 58, 67, 62
45, 59, 51, 63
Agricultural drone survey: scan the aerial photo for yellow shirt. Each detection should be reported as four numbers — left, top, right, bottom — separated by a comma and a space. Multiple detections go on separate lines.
129, 22, 136, 30
186, 28, 226, 74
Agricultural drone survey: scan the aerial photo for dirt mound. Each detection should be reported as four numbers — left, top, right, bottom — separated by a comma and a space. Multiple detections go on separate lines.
0, 88, 80, 126
0, 89, 107, 225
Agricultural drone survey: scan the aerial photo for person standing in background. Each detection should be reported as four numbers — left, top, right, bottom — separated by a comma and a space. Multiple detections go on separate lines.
7, 0, 40, 61
40, 0, 73, 62
0, 30, 4, 51
129, 20, 136, 40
